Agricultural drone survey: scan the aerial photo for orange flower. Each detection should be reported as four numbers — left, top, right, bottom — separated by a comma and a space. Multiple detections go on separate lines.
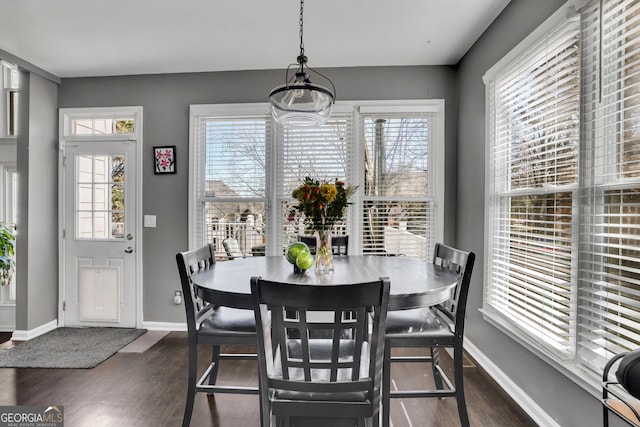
290, 177, 357, 234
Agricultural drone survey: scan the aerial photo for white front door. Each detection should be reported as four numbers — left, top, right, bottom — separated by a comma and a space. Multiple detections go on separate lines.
59, 107, 143, 328
62, 140, 138, 327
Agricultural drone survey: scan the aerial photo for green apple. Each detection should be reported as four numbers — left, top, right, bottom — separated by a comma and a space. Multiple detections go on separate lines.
286, 242, 310, 264
295, 252, 314, 271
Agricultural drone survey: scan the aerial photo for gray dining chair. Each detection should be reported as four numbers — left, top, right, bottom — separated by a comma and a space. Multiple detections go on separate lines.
382, 243, 475, 427
251, 275, 390, 427
297, 234, 349, 256
176, 244, 258, 427
222, 237, 244, 259
603, 350, 640, 426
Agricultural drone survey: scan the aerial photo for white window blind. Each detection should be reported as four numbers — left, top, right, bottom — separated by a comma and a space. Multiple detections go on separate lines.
278, 110, 354, 248
578, 0, 640, 373
359, 112, 435, 261
192, 110, 270, 257
485, 17, 581, 356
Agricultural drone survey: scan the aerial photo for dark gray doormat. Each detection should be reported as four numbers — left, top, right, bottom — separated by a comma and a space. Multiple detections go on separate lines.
0, 327, 147, 368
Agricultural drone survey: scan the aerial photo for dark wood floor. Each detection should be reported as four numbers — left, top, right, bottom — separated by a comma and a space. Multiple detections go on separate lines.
0, 331, 536, 427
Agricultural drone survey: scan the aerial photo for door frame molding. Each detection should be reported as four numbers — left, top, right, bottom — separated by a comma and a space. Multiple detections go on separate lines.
58, 106, 144, 328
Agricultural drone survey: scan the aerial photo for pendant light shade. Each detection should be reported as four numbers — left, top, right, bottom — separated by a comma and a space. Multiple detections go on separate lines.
269, 0, 335, 127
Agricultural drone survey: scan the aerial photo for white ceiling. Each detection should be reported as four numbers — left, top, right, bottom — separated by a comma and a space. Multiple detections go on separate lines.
0, 0, 510, 78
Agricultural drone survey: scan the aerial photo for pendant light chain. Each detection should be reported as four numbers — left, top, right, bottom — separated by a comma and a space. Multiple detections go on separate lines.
299, 0, 305, 60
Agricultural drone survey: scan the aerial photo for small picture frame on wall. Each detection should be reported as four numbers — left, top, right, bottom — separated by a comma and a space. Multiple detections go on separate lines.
154, 146, 176, 174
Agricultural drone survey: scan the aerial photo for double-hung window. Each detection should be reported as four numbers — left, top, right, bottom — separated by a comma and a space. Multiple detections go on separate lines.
485, 17, 581, 357
359, 108, 442, 259
189, 101, 444, 261
578, 0, 640, 374
485, 0, 640, 381
190, 104, 270, 257
277, 106, 354, 248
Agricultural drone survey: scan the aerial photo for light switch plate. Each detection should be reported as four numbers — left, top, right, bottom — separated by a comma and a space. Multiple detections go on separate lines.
144, 215, 156, 228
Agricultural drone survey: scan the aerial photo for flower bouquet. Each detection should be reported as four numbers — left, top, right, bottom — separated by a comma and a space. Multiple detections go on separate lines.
291, 177, 357, 274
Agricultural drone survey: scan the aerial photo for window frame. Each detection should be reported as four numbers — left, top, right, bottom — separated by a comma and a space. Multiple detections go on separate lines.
188, 103, 272, 256
483, 0, 640, 395
0, 61, 18, 140
483, 2, 587, 383
274, 104, 356, 254
484, 12, 582, 359
357, 105, 445, 259
575, 0, 640, 377
0, 163, 16, 304
188, 100, 445, 260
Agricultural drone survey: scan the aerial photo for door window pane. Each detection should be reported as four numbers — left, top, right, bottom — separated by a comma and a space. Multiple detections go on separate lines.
71, 118, 135, 135
75, 155, 126, 240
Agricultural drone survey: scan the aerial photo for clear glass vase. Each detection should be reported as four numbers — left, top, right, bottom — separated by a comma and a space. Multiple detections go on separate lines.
315, 230, 334, 275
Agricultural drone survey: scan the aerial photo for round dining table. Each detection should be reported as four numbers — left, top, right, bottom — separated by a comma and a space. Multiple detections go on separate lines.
190, 255, 459, 311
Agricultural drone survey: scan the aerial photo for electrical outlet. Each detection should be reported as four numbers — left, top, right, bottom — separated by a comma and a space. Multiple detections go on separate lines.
173, 290, 183, 305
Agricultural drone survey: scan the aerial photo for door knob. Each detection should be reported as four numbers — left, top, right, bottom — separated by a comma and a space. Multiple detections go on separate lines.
124, 247, 133, 253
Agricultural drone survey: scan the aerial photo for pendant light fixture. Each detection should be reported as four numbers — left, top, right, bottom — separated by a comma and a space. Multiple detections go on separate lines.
269, 0, 336, 127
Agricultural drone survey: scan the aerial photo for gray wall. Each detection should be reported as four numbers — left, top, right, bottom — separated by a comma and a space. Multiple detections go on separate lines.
457, 0, 604, 426
16, 72, 59, 330
58, 66, 458, 323
15, 71, 28, 329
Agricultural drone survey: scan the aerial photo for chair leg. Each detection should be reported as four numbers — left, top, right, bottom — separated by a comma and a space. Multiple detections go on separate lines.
382, 343, 391, 427
453, 343, 470, 427
208, 345, 221, 387
183, 338, 198, 427
430, 347, 444, 391
258, 377, 271, 427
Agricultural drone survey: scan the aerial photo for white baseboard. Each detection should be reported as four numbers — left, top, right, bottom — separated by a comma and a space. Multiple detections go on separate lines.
11, 319, 57, 341
141, 321, 186, 332
9, 319, 185, 337
465, 339, 559, 427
